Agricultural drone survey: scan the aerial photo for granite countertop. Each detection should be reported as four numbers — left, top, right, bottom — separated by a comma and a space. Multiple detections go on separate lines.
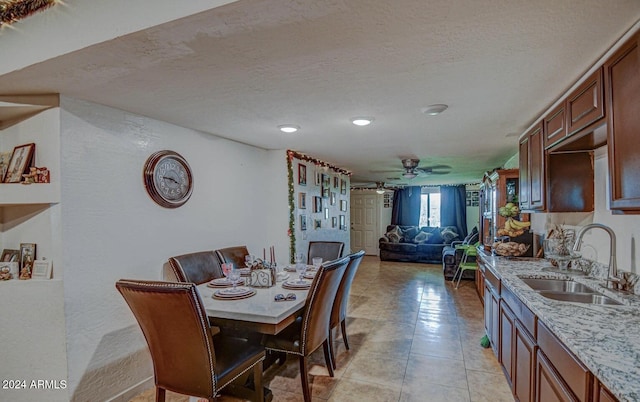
478, 251, 640, 402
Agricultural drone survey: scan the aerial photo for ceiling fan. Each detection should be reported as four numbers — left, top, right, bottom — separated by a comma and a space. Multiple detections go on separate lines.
371, 158, 452, 179
350, 181, 399, 193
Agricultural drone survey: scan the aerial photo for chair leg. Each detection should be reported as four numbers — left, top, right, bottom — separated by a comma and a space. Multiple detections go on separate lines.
299, 356, 312, 402
328, 326, 337, 370
253, 360, 264, 402
323, 340, 335, 377
156, 387, 165, 402
451, 266, 461, 285
340, 319, 350, 351
455, 268, 465, 289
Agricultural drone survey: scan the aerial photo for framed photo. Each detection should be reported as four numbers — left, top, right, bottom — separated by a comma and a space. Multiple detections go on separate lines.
313, 196, 322, 213
298, 164, 307, 186
0, 151, 12, 182
330, 192, 336, 205
339, 215, 346, 230
299, 215, 307, 231
340, 200, 348, 212
324, 208, 329, 220
315, 172, 321, 186
466, 199, 472, 206
314, 219, 322, 229
321, 174, 330, 198
332, 216, 337, 228
340, 179, 347, 194
4, 143, 36, 183
472, 191, 479, 197
333, 177, 339, 188
1, 249, 19, 262
19, 243, 36, 279
298, 192, 306, 209
31, 259, 52, 280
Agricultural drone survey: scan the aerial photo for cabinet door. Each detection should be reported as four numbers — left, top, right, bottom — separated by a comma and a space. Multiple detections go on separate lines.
544, 104, 567, 149
500, 301, 515, 384
490, 290, 500, 357
536, 350, 575, 402
528, 123, 545, 210
519, 135, 530, 210
567, 68, 605, 136
476, 267, 485, 303
605, 32, 640, 212
484, 284, 492, 342
515, 321, 537, 402
594, 381, 618, 402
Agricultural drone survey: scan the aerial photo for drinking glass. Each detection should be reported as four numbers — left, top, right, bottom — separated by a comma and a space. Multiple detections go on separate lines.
221, 262, 233, 278
294, 253, 305, 265
244, 254, 254, 268
295, 262, 307, 284
228, 268, 241, 290
312, 257, 323, 270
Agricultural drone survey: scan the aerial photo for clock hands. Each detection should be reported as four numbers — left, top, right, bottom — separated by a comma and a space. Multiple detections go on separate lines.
162, 176, 180, 185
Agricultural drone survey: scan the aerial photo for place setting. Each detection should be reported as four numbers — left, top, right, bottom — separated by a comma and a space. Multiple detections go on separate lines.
206, 277, 246, 288
212, 286, 256, 300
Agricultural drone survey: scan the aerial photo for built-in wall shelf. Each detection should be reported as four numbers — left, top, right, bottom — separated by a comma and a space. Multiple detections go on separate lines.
0, 94, 59, 130
0, 183, 60, 206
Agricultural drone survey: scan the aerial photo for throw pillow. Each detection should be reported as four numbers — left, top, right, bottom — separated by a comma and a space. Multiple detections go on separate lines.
427, 230, 443, 244
385, 226, 403, 243
413, 231, 432, 244
440, 227, 459, 244
403, 227, 419, 243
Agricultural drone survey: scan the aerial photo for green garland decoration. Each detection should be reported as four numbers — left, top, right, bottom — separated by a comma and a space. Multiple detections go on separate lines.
286, 150, 296, 263
0, 0, 56, 26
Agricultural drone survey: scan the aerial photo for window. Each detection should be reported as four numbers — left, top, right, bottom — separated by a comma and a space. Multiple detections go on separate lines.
419, 192, 440, 227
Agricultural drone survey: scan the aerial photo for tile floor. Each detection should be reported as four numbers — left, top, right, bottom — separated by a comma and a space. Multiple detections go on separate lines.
130, 257, 514, 402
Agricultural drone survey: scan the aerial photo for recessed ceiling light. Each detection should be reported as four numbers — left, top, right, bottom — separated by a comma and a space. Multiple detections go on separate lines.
421, 104, 448, 116
350, 117, 374, 126
278, 124, 300, 133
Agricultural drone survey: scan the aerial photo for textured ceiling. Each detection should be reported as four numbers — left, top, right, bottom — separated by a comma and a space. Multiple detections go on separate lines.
1, 0, 639, 187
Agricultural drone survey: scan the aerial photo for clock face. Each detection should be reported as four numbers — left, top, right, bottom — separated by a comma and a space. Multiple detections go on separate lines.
143, 151, 193, 208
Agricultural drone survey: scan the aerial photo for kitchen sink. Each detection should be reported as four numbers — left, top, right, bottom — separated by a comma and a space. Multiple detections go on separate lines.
520, 278, 597, 294
537, 291, 622, 305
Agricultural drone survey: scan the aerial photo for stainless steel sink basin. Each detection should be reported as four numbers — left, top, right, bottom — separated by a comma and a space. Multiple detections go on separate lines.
520, 278, 597, 294
538, 291, 622, 305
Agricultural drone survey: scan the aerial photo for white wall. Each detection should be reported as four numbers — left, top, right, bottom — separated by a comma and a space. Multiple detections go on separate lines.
528, 146, 640, 274
58, 97, 289, 401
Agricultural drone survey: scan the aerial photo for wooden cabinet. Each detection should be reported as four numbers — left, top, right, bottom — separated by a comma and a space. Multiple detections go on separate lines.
514, 320, 536, 402
483, 266, 501, 357
476, 264, 485, 303
567, 68, 605, 137
594, 380, 618, 402
536, 350, 575, 402
499, 300, 515, 384
479, 168, 520, 247
519, 123, 545, 211
543, 104, 567, 149
605, 31, 640, 213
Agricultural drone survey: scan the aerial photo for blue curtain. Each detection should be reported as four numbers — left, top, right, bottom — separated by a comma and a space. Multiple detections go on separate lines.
391, 186, 422, 226
440, 185, 468, 237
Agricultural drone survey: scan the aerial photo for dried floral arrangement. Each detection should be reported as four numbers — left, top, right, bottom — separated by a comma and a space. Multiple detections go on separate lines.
0, 0, 55, 26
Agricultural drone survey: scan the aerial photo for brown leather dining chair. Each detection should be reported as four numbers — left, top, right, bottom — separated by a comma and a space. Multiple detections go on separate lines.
215, 245, 250, 269
327, 250, 365, 369
262, 256, 350, 402
116, 279, 265, 402
163, 250, 224, 284
307, 241, 344, 263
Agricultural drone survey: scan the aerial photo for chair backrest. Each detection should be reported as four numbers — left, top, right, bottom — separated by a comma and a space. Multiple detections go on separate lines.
307, 241, 344, 263
164, 251, 223, 284
115, 280, 217, 398
330, 250, 365, 329
299, 256, 349, 355
214, 246, 250, 269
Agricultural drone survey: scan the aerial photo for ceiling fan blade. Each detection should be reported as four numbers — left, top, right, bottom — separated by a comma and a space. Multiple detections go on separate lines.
422, 164, 452, 170
370, 169, 401, 173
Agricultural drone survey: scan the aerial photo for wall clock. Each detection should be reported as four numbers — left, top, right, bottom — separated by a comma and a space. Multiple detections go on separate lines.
143, 150, 193, 208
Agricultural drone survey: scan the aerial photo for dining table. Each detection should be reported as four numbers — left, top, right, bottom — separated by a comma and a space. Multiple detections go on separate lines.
196, 271, 312, 335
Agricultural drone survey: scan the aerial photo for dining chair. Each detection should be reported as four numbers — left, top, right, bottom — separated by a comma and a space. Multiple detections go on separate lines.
451, 244, 478, 289
164, 251, 224, 284
262, 256, 350, 402
307, 241, 344, 264
328, 250, 365, 369
116, 279, 265, 402
215, 245, 250, 269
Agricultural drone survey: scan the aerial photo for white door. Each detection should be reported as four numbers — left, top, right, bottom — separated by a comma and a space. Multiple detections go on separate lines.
350, 193, 379, 255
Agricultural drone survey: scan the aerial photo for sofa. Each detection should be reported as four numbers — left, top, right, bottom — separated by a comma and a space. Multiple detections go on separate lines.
442, 227, 479, 281
379, 225, 461, 264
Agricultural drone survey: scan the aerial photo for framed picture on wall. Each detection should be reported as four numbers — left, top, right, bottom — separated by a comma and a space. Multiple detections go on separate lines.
321, 174, 330, 198
330, 192, 336, 205
315, 172, 321, 186
314, 219, 322, 229
339, 215, 346, 230
333, 177, 339, 188
324, 208, 329, 220
313, 196, 322, 213
298, 164, 307, 186
332, 217, 337, 228
466, 199, 471, 206
298, 192, 306, 209
4, 143, 36, 183
340, 179, 347, 194
340, 200, 347, 212
300, 215, 307, 231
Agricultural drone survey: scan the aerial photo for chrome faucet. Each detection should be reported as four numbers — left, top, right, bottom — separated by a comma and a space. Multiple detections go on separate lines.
573, 223, 620, 289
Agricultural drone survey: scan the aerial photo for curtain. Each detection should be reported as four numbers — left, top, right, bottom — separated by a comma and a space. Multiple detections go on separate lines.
440, 185, 468, 237
391, 186, 422, 226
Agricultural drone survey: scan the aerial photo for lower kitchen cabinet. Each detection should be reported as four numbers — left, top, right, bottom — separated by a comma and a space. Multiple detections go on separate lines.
500, 301, 515, 383
594, 381, 617, 402
514, 320, 536, 402
536, 349, 575, 402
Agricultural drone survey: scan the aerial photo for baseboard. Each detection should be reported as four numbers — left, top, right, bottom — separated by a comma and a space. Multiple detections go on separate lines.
105, 376, 153, 402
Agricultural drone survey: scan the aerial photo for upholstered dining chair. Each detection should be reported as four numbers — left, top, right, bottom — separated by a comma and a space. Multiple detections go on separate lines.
328, 250, 365, 369
262, 256, 350, 402
163, 250, 224, 284
116, 279, 265, 402
307, 241, 344, 264
215, 245, 250, 269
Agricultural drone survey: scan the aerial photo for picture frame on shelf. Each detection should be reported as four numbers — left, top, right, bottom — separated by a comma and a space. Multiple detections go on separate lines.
299, 215, 307, 231
298, 164, 307, 186
4, 143, 36, 183
31, 259, 52, 280
340, 179, 347, 194
1, 249, 19, 262
0, 151, 12, 181
19, 243, 36, 279
298, 192, 306, 209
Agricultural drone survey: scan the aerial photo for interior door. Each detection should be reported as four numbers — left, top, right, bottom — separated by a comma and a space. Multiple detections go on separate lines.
350, 193, 379, 255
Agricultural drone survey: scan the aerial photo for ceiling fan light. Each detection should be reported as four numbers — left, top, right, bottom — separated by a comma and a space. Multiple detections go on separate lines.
376, 189, 386, 194
350, 117, 374, 126
421, 104, 448, 116
278, 124, 300, 133
403, 172, 417, 179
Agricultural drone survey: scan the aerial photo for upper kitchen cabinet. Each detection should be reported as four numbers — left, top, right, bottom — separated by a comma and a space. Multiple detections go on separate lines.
520, 123, 545, 211
567, 68, 605, 137
605, 31, 640, 213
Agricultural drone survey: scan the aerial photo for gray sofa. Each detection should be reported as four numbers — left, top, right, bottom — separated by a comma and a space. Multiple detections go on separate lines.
379, 225, 460, 264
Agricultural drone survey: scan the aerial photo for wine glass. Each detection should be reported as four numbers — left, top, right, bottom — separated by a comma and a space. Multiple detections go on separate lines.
295, 262, 307, 284
244, 254, 254, 269
221, 262, 233, 279
312, 257, 323, 271
228, 268, 241, 290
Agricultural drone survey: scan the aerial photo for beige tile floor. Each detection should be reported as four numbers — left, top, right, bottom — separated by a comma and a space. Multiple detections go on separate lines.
130, 257, 514, 402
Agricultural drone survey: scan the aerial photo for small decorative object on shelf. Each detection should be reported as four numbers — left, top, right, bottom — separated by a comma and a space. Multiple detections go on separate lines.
21, 167, 38, 184
31, 259, 52, 279
0, 266, 12, 280
36, 167, 50, 183
19, 242, 36, 279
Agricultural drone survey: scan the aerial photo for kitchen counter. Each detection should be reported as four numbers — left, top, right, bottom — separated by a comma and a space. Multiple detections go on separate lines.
477, 251, 640, 402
